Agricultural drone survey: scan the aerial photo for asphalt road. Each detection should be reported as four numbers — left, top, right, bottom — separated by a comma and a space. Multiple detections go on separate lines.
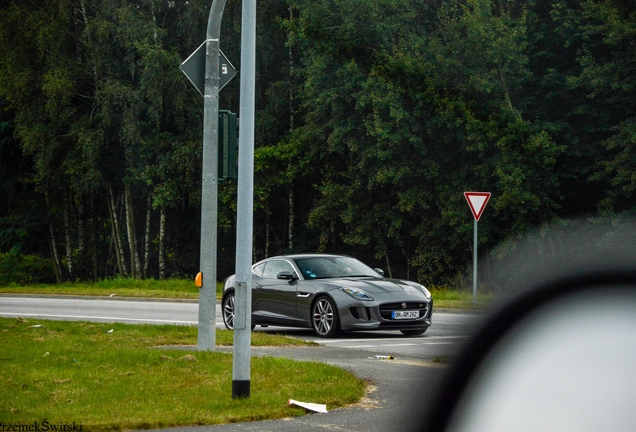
0, 294, 487, 431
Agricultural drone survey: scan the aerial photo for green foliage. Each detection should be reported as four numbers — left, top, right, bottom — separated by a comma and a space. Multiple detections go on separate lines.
0, 250, 56, 286
0, 0, 634, 285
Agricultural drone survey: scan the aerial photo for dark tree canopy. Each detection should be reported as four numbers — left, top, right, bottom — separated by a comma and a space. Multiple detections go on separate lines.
0, 0, 634, 286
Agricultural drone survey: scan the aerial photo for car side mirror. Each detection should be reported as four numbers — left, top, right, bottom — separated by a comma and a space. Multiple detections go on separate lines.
425, 278, 636, 432
423, 220, 636, 432
276, 271, 298, 281
374, 268, 384, 276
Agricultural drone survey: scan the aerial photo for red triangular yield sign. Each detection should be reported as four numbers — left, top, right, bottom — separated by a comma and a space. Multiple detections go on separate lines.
464, 192, 491, 221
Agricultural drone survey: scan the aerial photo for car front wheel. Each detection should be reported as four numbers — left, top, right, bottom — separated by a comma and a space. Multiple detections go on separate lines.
311, 296, 341, 338
222, 291, 235, 330
222, 290, 255, 331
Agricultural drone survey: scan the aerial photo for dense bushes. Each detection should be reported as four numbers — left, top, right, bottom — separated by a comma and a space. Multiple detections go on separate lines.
0, 250, 56, 286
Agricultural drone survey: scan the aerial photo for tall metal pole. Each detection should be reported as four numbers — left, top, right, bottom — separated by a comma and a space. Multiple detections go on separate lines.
232, 0, 256, 399
198, 0, 228, 351
472, 220, 478, 306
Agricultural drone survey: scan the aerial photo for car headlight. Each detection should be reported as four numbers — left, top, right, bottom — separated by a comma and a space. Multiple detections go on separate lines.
420, 285, 432, 299
339, 286, 374, 301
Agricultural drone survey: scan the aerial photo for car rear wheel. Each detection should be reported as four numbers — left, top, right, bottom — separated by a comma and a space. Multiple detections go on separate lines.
311, 296, 341, 338
401, 328, 427, 336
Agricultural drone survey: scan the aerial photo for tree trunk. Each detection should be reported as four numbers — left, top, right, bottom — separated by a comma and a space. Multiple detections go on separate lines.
383, 246, 393, 279
106, 225, 115, 278
47, 217, 62, 284
143, 194, 152, 279
159, 206, 166, 280
63, 193, 75, 281
108, 186, 127, 277
124, 183, 139, 279
43, 187, 64, 283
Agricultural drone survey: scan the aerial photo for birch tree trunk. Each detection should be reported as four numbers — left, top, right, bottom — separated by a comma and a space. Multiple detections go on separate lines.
48, 221, 62, 283
47, 215, 63, 284
43, 188, 64, 282
383, 246, 393, 279
124, 183, 139, 279
63, 193, 75, 281
108, 186, 127, 277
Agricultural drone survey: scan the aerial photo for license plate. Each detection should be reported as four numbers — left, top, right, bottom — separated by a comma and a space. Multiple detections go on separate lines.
391, 310, 419, 319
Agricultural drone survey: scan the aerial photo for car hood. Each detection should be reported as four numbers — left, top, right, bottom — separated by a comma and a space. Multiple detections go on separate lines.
327, 277, 422, 295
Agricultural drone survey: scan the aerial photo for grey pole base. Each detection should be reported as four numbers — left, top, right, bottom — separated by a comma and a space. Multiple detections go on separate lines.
232, 380, 251, 399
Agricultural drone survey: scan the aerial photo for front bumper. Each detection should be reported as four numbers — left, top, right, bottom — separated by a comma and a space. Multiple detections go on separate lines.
339, 298, 433, 332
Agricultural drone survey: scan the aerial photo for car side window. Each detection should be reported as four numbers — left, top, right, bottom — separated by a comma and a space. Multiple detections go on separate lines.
252, 263, 266, 277
262, 260, 295, 279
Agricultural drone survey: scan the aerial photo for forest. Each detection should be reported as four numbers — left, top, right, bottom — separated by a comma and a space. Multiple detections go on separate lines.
0, 0, 634, 287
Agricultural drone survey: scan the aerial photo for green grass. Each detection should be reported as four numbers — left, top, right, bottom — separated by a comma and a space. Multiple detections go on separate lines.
429, 285, 496, 309
0, 318, 365, 431
0, 279, 496, 308
0, 278, 211, 300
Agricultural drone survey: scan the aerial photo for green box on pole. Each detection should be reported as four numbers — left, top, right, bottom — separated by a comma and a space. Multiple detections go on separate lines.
218, 110, 237, 180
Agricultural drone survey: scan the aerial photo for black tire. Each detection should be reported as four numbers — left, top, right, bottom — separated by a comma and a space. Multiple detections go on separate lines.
222, 291, 236, 330
222, 290, 255, 331
311, 296, 341, 338
400, 328, 427, 336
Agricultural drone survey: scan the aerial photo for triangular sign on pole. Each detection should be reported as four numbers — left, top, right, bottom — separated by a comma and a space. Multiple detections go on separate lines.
464, 192, 491, 221
180, 43, 238, 97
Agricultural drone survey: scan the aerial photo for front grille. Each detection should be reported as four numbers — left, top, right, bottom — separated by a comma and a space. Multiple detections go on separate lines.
379, 302, 427, 311
379, 301, 430, 321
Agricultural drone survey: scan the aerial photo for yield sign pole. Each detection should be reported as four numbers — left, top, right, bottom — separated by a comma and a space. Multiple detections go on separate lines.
464, 192, 491, 306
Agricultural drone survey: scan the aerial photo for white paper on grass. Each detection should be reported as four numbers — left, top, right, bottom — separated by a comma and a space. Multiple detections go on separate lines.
288, 399, 328, 413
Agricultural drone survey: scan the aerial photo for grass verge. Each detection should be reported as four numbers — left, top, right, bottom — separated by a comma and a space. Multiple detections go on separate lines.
0, 279, 496, 308
0, 278, 212, 300
429, 286, 495, 309
0, 318, 365, 430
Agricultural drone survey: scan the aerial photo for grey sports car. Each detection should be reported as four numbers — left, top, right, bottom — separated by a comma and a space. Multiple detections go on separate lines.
222, 254, 433, 338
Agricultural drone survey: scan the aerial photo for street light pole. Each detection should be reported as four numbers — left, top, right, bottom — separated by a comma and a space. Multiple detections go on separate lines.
233, 0, 256, 399
198, 0, 228, 351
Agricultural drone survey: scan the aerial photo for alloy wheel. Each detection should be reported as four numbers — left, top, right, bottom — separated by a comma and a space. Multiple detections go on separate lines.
223, 292, 235, 330
312, 297, 339, 337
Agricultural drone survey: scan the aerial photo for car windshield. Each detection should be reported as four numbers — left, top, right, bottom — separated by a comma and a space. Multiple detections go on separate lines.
293, 256, 381, 280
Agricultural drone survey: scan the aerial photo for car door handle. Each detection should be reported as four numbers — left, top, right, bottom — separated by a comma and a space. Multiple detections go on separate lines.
296, 292, 311, 298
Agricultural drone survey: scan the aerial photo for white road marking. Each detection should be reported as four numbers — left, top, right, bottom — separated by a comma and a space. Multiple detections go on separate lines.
421, 342, 456, 345
382, 343, 418, 347
338, 345, 376, 348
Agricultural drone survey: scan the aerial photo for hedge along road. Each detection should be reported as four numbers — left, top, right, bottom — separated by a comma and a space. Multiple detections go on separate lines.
0, 294, 486, 431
